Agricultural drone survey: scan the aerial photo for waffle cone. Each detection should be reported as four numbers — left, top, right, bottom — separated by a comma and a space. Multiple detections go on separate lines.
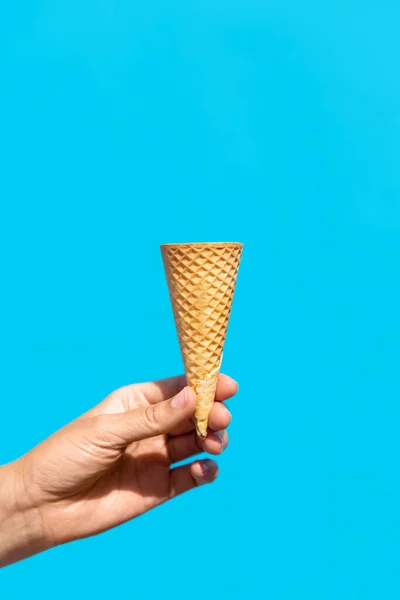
161, 242, 243, 438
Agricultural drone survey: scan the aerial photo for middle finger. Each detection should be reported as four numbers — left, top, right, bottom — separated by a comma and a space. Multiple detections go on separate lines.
168, 429, 229, 464
168, 401, 231, 437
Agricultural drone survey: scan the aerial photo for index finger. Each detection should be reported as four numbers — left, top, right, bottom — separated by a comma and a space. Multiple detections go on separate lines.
139, 373, 238, 405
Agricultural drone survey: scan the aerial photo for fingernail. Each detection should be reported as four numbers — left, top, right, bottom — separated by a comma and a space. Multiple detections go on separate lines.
224, 405, 232, 422
201, 458, 215, 475
200, 459, 217, 481
212, 430, 227, 449
193, 459, 218, 484
171, 388, 188, 409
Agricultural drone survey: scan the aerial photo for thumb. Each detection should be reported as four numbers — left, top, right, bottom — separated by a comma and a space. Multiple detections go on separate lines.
95, 387, 197, 448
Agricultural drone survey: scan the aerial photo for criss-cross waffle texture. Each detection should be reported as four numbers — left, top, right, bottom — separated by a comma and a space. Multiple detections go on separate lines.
161, 243, 243, 437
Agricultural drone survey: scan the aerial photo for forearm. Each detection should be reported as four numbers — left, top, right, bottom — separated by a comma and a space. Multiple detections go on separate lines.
0, 463, 48, 568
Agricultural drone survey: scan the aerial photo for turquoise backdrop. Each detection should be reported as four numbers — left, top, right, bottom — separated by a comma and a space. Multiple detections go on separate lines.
1, 1, 400, 598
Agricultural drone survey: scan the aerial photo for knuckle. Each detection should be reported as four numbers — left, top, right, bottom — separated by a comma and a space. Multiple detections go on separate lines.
86, 415, 120, 448
144, 404, 163, 435
168, 437, 179, 463
91, 414, 110, 436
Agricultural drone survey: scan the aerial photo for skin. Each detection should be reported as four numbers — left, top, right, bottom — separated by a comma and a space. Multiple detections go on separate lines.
0, 373, 237, 568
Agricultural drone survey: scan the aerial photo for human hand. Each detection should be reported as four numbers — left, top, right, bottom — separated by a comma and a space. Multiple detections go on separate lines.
0, 374, 237, 567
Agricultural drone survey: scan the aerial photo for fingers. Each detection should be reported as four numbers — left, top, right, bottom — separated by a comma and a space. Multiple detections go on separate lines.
202, 429, 229, 455
214, 374, 239, 402
168, 399, 232, 437
167, 404, 231, 464
139, 373, 238, 405
169, 459, 218, 498
208, 401, 231, 431
167, 431, 201, 464
167, 429, 228, 464
167, 401, 231, 462
93, 387, 197, 448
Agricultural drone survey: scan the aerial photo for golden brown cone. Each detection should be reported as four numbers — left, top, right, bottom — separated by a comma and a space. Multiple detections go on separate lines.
161, 242, 243, 438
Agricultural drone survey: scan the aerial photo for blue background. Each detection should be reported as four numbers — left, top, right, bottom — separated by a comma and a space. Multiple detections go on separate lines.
1, 1, 400, 598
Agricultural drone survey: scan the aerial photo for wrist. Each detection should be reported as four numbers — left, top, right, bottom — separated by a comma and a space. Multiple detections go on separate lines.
0, 461, 49, 567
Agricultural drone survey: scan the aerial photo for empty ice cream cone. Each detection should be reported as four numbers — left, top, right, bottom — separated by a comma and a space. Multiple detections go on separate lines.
161, 242, 243, 438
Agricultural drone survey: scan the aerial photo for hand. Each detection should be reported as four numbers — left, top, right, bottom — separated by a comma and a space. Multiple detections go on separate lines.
0, 374, 237, 566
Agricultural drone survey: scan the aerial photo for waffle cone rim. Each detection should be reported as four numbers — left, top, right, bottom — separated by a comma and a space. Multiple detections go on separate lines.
161, 242, 243, 250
